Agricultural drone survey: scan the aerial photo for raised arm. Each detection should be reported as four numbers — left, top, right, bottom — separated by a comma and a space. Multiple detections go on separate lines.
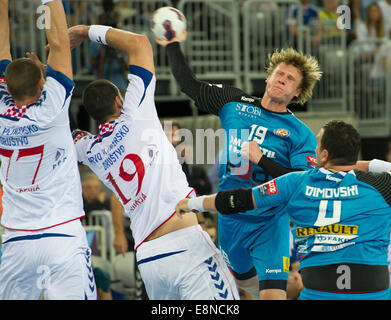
176, 172, 299, 215
44, 0, 72, 80
155, 33, 244, 115
68, 24, 154, 74
0, 0, 12, 61
355, 159, 391, 173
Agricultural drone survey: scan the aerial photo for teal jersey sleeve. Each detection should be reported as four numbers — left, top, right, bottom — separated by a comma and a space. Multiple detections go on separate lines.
252, 171, 305, 212
289, 125, 317, 170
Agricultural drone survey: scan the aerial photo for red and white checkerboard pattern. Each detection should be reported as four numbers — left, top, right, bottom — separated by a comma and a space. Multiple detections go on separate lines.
1, 105, 28, 119
95, 121, 115, 142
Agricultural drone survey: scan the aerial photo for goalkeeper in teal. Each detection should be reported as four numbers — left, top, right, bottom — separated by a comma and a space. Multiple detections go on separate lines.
177, 120, 391, 300
155, 32, 322, 299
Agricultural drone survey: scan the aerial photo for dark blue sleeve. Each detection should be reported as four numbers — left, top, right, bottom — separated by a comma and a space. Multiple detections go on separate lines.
128, 64, 154, 107
46, 64, 75, 102
129, 65, 153, 89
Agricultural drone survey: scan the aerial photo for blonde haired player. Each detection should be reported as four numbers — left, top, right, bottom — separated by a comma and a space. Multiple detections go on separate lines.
0, 0, 96, 300
69, 22, 239, 299
156, 30, 322, 300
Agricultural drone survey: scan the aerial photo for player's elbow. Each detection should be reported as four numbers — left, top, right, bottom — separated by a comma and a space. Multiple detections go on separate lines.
48, 34, 71, 53
124, 34, 152, 56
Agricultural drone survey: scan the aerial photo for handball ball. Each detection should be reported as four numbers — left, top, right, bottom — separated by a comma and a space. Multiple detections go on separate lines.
151, 7, 187, 41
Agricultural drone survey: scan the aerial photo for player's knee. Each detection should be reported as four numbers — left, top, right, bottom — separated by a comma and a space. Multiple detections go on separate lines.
234, 275, 259, 289
259, 279, 288, 300
259, 288, 287, 300
231, 267, 258, 289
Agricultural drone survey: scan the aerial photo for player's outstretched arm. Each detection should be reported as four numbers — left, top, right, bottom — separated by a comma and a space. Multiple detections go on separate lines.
0, 0, 12, 62
355, 160, 391, 173
154, 32, 203, 103
175, 188, 257, 216
175, 195, 218, 215
68, 25, 154, 75
44, 0, 72, 80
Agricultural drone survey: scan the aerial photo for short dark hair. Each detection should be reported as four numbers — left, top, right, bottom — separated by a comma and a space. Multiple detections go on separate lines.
321, 120, 361, 165
82, 79, 120, 123
4, 58, 42, 101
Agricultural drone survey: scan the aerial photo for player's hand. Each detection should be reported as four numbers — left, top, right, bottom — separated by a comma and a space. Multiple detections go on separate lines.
44, 25, 89, 51
154, 29, 187, 47
68, 25, 89, 50
175, 198, 190, 217
241, 141, 263, 164
113, 232, 128, 257
26, 52, 47, 77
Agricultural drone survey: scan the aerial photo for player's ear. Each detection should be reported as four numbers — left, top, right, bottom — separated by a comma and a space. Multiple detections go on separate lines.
114, 95, 123, 110
295, 87, 302, 98
35, 78, 45, 98
320, 148, 329, 165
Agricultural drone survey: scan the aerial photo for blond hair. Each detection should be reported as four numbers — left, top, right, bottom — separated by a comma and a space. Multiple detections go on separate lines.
266, 48, 322, 105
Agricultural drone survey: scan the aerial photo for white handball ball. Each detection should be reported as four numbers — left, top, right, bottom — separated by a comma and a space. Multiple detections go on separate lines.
151, 7, 186, 41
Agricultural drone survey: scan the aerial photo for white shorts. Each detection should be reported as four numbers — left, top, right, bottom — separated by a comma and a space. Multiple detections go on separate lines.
0, 220, 97, 300
136, 224, 239, 300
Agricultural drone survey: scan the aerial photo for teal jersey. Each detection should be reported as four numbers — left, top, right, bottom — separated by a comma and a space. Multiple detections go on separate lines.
218, 99, 317, 191
194, 84, 317, 222
252, 168, 391, 269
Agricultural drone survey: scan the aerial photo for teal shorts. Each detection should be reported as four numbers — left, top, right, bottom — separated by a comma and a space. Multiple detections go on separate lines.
218, 210, 290, 283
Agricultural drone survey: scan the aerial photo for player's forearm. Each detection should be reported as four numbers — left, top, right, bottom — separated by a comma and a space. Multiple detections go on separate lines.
166, 42, 202, 101
354, 161, 369, 172
0, 0, 11, 61
44, 0, 73, 79
84, 25, 154, 73
258, 155, 303, 178
356, 159, 391, 173
187, 188, 256, 215
110, 194, 125, 235
44, 1, 70, 52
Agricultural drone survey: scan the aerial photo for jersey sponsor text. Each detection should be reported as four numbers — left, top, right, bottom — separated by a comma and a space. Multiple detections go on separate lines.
296, 223, 358, 237
305, 185, 358, 198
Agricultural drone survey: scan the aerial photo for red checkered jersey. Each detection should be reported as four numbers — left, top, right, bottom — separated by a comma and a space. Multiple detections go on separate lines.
74, 65, 194, 249
0, 61, 84, 230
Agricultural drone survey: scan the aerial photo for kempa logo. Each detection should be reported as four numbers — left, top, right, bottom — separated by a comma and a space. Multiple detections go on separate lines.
266, 268, 282, 274
240, 96, 255, 103
326, 175, 342, 183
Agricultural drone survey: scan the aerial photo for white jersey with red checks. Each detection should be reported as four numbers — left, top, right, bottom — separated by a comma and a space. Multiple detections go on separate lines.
0, 60, 84, 230
73, 65, 194, 249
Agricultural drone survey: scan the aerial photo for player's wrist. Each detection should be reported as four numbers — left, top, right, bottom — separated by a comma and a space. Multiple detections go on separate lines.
368, 159, 391, 173
79, 25, 90, 38
187, 196, 207, 213
88, 25, 112, 46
